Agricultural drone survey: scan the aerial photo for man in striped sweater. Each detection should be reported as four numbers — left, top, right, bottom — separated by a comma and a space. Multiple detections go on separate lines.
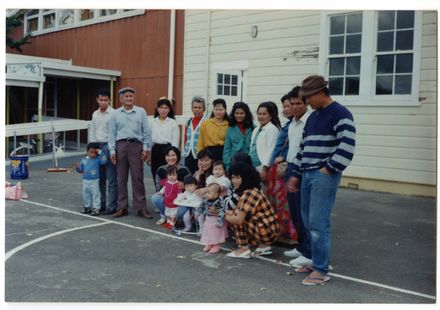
287, 75, 356, 286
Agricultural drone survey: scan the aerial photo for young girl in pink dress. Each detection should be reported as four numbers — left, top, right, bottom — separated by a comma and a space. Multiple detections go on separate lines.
195, 183, 228, 253
157, 166, 182, 229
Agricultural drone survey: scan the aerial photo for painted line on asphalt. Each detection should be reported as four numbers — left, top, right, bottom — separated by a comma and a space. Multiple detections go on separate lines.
19, 199, 205, 246
5, 222, 110, 262
17, 199, 436, 301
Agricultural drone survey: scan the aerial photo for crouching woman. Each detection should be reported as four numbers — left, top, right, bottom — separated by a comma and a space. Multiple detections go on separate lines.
225, 162, 280, 259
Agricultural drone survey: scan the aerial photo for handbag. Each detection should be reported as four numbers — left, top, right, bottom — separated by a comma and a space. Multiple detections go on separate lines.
276, 135, 289, 178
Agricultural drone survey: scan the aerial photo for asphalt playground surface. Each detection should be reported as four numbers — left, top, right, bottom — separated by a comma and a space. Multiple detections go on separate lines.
3, 155, 437, 304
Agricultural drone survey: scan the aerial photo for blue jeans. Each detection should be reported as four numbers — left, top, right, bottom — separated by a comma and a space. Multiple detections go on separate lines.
83, 179, 101, 210
287, 191, 311, 259
99, 144, 118, 211
151, 193, 165, 219
300, 169, 341, 274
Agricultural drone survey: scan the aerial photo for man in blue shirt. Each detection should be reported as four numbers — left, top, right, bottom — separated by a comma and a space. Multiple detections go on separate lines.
108, 87, 153, 219
287, 75, 356, 286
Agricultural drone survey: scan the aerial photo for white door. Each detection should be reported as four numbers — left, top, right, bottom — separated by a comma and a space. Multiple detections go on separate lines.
211, 69, 247, 112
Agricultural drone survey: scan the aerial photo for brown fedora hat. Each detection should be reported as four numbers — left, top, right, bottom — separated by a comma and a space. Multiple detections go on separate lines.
300, 75, 328, 97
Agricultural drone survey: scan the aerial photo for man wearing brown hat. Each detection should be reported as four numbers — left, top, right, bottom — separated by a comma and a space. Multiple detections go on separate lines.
287, 75, 356, 286
108, 87, 153, 219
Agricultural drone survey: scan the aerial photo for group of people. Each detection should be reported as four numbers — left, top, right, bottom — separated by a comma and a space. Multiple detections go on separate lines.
77, 74, 356, 286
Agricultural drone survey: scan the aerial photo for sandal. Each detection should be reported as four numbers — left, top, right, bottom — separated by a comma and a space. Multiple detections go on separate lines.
226, 249, 251, 259
252, 246, 272, 256
301, 275, 331, 286
294, 266, 313, 273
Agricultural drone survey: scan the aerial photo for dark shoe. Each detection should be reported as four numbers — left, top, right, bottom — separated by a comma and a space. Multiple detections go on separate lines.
113, 209, 128, 218
137, 209, 153, 219
101, 209, 116, 215
81, 208, 92, 214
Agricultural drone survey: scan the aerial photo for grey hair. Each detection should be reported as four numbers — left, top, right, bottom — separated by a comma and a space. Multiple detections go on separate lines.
191, 96, 206, 111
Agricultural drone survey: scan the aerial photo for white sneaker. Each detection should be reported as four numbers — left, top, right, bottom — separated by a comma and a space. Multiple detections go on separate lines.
155, 218, 166, 225
289, 255, 313, 267
284, 248, 302, 258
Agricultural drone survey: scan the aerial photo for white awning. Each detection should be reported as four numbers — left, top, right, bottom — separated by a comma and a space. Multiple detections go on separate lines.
6, 53, 121, 87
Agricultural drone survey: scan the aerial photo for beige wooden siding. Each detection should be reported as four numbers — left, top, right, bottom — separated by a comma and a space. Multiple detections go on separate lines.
184, 10, 437, 186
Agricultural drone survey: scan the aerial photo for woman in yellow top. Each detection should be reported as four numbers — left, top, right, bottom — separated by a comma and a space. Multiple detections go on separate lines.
196, 98, 229, 162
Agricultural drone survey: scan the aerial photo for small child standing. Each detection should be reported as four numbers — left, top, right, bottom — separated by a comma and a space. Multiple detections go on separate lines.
76, 143, 108, 216
174, 175, 203, 232
196, 183, 228, 253
206, 161, 231, 195
157, 166, 182, 229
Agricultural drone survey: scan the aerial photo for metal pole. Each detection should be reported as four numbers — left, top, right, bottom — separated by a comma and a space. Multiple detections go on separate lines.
77, 80, 80, 150
52, 124, 57, 168
168, 10, 176, 100
110, 78, 114, 107
13, 131, 17, 154
37, 80, 44, 154
6, 86, 10, 156
27, 135, 30, 156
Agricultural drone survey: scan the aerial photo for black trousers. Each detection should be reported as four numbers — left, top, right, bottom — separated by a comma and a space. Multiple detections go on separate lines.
151, 143, 171, 188
184, 154, 198, 175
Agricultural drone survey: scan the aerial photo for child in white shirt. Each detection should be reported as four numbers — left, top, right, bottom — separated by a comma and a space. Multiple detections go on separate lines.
174, 175, 203, 232
206, 161, 231, 195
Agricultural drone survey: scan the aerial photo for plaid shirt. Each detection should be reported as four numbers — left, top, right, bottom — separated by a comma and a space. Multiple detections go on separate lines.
233, 188, 279, 246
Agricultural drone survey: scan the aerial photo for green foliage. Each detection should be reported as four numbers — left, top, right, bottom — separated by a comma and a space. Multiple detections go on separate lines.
6, 10, 31, 52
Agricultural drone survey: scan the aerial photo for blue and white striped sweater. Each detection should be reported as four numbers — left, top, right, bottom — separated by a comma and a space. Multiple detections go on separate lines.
291, 101, 356, 178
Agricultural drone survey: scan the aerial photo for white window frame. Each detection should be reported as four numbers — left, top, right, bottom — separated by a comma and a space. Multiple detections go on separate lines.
318, 10, 422, 107
24, 9, 145, 36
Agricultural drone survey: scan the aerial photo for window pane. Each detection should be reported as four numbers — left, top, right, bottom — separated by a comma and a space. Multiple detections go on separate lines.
346, 34, 361, 53
378, 11, 395, 31
395, 75, 412, 94
329, 58, 345, 76
377, 55, 394, 74
329, 78, 343, 95
27, 18, 38, 32
100, 9, 117, 16
59, 9, 74, 25
397, 11, 414, 29
329, 36, 344, 54
231, 86, 238, 96
330, 15, 345, 35
231, 75, 238, 85
224, 85, 230, 96
376, 75, 393, 94
345, 77, 360, 95
396, 30, 413, 50
377, 32, 394, 52
43, 13, 55, 29
217, 74, 223, 84
217, 85, 222, 96
224, 74, 230, 84
80, 9, 95, 21
396, 54, 413, 73
347, 13, 362, 33
346, 57, 361, 75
